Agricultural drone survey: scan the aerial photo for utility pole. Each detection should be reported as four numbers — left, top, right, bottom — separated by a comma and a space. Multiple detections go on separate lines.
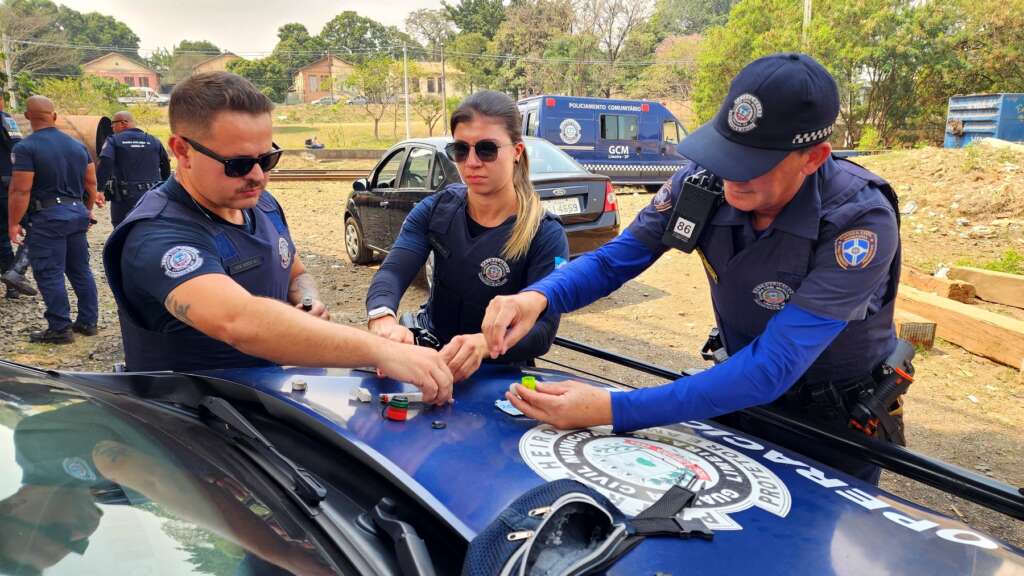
802, 0, 813, 49
441, 42, 448, 136
327, 48, 336, 102
402, 44, 411, 139
2, 33, 15, 109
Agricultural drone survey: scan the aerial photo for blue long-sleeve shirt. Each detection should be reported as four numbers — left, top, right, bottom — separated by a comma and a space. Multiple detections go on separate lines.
528, 230, 847, 432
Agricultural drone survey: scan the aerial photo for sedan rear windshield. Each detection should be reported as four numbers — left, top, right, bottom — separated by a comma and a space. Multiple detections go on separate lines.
526, 140, 585, 175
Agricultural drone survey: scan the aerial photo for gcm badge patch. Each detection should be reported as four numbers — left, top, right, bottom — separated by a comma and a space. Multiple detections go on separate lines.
162, 246, 204, 278
835, 229, 878, 269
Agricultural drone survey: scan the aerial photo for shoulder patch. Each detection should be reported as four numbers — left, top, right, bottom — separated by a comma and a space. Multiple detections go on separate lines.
835, 229, 878, 269
653, 182, 673, 213
162, 246, 204, 278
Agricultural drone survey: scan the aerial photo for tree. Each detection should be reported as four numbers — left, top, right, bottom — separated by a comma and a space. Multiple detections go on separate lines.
0, 0, 77, 91
39, 75, 128, 115
412, 95, 444, 135
405, 8, 454, 53
652, 0, 739, 35
442, 0, 506, 38
447, 32, 494, 92
228, 57, 290, 102
347, 56, 399, 139
55, 5, 140, 59
571, 0, 656, 96
319, 11, 417, 64
626, 34, 701, 101
491, 0, 574, 97
272, 23, 324, 76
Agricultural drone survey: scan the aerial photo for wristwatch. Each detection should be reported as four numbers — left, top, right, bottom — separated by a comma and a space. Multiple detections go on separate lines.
367, 307, 397, 322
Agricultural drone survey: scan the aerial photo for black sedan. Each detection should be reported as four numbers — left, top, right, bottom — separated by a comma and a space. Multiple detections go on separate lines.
343, 136, 620, 266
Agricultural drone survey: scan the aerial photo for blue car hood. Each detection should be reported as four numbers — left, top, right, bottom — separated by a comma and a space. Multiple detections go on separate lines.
208, 364, 1024, 575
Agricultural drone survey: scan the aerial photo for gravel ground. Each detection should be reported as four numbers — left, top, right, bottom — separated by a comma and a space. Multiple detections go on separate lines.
1, 178, 1020, 550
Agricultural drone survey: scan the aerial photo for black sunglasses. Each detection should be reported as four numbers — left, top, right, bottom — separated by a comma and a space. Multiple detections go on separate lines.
182, 136, 283, 178
444, 140, 508, 163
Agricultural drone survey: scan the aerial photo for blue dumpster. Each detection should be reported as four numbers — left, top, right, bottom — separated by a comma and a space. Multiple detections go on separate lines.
944, 93, 1024, 148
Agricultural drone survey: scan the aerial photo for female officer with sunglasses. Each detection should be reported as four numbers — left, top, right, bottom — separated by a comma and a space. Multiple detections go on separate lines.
365, 91, 569, 382
102, 72, 454, 403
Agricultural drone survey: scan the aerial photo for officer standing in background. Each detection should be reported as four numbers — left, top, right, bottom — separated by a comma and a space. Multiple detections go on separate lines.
8, 95, 101, 344
0, 91, 35, 299
104, 72, 452, 402
483, 53, 905, 484
98, 110, 170, 226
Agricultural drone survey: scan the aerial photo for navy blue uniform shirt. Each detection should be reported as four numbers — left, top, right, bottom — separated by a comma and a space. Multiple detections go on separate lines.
98, 127, 170, 186
12, 127, 92, 201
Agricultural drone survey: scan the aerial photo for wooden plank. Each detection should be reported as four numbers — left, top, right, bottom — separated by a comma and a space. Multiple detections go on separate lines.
901, 267, 976, 303
897, 285, 1024, 369
893, 309, 936, 349
947, 266, 1024, 309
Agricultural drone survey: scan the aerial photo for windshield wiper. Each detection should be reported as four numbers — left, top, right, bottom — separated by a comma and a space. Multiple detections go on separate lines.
199, 396, 327, 506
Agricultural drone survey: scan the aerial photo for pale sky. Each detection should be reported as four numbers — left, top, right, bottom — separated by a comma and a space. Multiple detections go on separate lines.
54, 0, 445, 56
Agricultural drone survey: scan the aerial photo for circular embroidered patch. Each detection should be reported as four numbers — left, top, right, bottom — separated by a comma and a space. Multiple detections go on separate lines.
752, 281, 794, 310
478, 257, 511, 287
278, 236, 292, 268
727, 93, 763, 133
161, 246, 203, 279
559, 118, 582, 145
835, 229, 878, 269
62, 456, 96, 482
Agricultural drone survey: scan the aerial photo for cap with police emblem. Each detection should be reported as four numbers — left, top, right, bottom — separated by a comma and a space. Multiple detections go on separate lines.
677, 52, 840, 182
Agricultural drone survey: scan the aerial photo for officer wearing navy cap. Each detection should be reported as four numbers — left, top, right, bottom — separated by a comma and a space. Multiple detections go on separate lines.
482, 53, 904, 483
98, 110, 170, 226
103, 72, 453, 404
8, 95, 101, 344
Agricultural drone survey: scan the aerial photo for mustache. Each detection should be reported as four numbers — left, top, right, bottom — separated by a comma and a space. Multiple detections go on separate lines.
236, 178, 264, 193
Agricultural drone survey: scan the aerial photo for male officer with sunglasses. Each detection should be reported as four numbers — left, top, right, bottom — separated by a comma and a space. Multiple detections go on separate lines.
98, 110, 170, 226
483, 53, 905, 483
103, 72, 453, 403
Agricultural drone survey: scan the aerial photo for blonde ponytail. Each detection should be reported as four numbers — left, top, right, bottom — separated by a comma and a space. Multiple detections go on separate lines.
503, 150, 542, 262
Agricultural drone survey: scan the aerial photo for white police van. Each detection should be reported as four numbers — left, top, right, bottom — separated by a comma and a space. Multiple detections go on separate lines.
518, 95, 690, 191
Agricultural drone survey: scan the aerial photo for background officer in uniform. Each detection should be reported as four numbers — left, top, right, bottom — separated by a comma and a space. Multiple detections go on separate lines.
482, 53, 903, 483
8, 95, 101, 344
104, 72, 452, 403
98, 110, 170, 226
365, 90, 568, 382
0, 91, 35, 299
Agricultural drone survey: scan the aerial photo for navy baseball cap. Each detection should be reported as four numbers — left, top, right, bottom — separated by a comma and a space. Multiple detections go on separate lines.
677, 52, 839, 181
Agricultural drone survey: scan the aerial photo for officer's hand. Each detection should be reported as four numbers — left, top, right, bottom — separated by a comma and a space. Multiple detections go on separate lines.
439, 333, 488, 382
94, 195, 106, 208
369, 315, 414, 344
482, 291, 548, 359
506, 380, 613, 430
375, 341, 453, 405
295, 298, 330, 320
8, 223, 24, 245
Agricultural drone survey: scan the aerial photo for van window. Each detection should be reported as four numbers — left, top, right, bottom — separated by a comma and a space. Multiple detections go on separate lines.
600, 114, 638, 141
525, 110, 539, 136
663, 120, 680, 144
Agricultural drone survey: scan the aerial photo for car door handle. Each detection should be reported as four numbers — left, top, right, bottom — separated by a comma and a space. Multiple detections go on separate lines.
379, 201, 389, 207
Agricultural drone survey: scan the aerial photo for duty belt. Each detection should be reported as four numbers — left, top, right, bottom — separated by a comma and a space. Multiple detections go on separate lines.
31, 195, 81, 212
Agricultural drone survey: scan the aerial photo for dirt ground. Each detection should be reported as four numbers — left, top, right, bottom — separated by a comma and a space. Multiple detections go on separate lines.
1, 145, 1020, 549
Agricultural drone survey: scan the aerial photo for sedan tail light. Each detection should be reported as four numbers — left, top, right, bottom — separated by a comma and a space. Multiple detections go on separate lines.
603, 181, 617, 213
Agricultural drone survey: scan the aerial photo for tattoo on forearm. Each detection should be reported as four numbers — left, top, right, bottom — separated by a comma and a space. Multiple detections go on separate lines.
289, 272, 320, 302
165, 295, 194, 327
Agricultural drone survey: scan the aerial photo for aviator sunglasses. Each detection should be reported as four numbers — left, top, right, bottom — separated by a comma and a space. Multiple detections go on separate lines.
182, 136, 283, 178
444, 139, 509, 163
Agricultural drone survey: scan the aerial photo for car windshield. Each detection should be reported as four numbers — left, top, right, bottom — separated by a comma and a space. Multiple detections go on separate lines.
525, 139, 586, 175
0, 375, 339, 576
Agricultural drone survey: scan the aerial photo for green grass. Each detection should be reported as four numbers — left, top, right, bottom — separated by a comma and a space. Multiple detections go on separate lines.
956, 250, 1024, 275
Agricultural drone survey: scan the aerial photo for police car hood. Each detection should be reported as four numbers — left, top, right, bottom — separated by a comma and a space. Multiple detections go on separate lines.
207, 364, 1024, 575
